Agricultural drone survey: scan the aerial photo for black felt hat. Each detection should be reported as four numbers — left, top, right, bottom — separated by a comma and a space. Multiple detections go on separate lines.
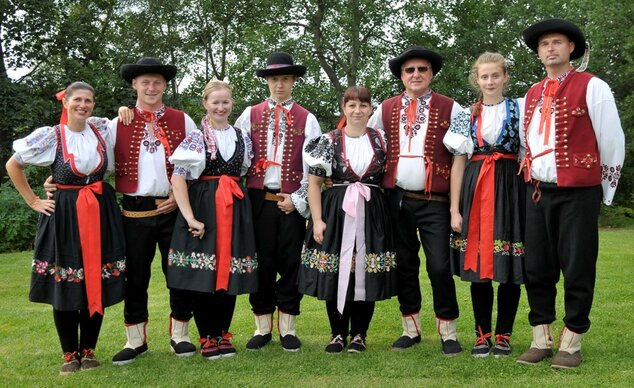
120, 57, 177, 84
522, 18, 586, 60
255, 51, 307, 78
388, 45, 443, 78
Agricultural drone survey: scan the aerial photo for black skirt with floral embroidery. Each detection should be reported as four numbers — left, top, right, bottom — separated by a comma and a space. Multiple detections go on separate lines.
298, 185, 397, 301
167, 178, 258, 295
30, 183, 126, 310
449, 157, 525, 284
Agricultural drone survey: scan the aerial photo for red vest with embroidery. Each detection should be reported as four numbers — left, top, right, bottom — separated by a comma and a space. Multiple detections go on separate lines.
523, 70, 600, 187
246, 101, 309, 193
381, 92, 454, 193
114, 107, 186, 193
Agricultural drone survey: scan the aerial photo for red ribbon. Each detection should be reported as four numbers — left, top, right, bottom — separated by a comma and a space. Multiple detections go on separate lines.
538, 80, 559, 145
404, 98, 418, 152
464, 153, 516, 280
336, 115, 346, 129
139, 109, 172, 156
200, 175, 243, 291
56, 90, 68, 128
57, 181, 104, 316
253, 158, 281, 173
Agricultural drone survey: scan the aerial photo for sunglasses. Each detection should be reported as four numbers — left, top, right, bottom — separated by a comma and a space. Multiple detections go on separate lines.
402, 66, 430, 74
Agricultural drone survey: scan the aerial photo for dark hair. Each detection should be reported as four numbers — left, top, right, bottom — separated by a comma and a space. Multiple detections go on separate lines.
64, 81, 95, 99
342, 86, 371, 105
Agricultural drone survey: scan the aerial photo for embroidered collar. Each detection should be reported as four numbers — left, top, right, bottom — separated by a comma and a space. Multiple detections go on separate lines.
482, 99, 505, 107
403, 90, 432, 105
267, 97, 293, 108
136, 104, 166, 120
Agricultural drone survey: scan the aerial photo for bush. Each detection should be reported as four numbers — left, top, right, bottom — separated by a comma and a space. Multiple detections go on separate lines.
0, 184, 39, 253
599, 204, 634, 228
0, 165, 52, 253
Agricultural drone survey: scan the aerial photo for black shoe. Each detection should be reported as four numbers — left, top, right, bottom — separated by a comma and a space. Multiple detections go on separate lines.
170, 339, 196, 357
218, 332, 237, 357
348, 334, 367, 353
246, 333, 272, 351
391, 335, 421, 351
471, 333, 492, 358
492, 333, 511, 358
325, 335, 346, 354
280, 334, 301, 352
441, 339, 462, 356
111, 343, 148, 366
200, 337, 221, 360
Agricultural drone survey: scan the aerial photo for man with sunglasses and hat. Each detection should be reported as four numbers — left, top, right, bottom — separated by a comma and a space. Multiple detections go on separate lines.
110, 57, 199, 365
517, 19, 624, 369
368, 46, 463, 355
235, 51, 321, 352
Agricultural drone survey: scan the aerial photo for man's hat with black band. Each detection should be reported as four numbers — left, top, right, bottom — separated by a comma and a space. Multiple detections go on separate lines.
256, 51, 306, 78
522, 18, 586, 60
120, 57, 177, 84
389, 45, 443, 78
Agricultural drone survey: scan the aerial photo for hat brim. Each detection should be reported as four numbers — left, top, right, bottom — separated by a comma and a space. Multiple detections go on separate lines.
522, 19, 586, 60
256, 65, 306, 78
120, 64, 177, 84
389, 48, 443, 78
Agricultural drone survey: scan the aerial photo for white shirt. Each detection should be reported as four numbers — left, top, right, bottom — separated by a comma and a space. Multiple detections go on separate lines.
368, 93, 462, 190
522, 76, 625, 205
13, 120, 114, 177
235, 100, 321, 217
107, 113, 198, 197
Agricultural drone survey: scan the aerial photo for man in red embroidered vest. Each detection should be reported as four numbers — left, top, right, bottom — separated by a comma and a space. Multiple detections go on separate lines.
110, 58, 199, 365
516, 19, 625, 369
368, 46, 463, 355
235, 51, 321, 352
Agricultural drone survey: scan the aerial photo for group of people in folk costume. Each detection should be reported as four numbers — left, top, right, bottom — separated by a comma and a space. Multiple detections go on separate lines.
6, 18, 624, 374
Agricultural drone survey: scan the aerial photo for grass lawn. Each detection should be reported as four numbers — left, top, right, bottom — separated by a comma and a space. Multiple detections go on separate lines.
0, 227, 633, 387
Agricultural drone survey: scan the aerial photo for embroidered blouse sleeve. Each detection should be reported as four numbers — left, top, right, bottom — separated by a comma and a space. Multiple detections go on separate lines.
12, 126, 57, 167
443, 109, 473, 157
303, 133, 334, 179
587, 77, 625, 205
169, 129, 206, 179
239, 127, 254, 176
290, 112, 322, 219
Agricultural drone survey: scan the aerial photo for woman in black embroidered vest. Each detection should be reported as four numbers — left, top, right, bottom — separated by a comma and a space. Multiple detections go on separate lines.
6, 82, 125, 375
443, 52, 525, 358
299, 86, 397, 353
167, 80, 257, 360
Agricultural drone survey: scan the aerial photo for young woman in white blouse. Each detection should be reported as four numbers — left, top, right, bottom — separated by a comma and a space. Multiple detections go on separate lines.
166, 80, 257, 360
443, 52, 525, 358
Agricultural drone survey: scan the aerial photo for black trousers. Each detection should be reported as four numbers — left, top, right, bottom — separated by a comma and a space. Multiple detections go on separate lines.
470, 282, 521, 335
386, 189, 459, 319
248, 189, 305, 315
191, 292, 236, 339
53, 309, 103, 353
524, 183, 602, 334
325, 300, 375, 339
122, 195, 192, 324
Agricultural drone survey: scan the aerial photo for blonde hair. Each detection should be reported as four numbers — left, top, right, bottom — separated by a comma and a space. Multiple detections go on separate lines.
202, 79, 232, 101
469, 52, 509, 115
